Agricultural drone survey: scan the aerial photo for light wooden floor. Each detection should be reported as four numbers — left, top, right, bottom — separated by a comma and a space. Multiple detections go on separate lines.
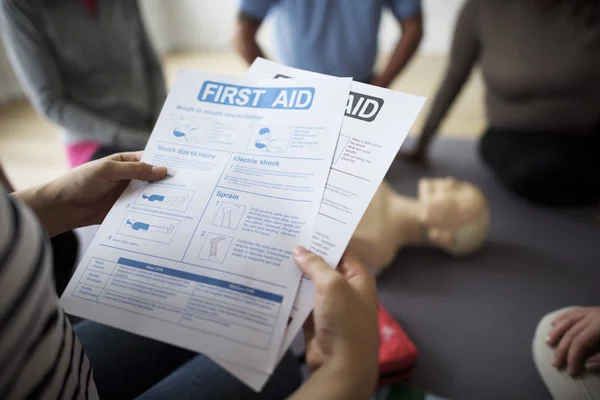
0, 51, 485, 189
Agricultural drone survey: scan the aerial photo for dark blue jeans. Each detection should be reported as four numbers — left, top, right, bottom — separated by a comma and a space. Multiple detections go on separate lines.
74, 321, 301, 399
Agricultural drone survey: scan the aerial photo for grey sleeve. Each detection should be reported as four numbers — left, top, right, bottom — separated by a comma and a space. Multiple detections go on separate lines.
420, 0, 480, 140
0, 0, 149, 149
133, 0, 166, 121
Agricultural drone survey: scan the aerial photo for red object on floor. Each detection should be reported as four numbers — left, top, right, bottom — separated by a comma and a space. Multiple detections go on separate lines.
377, 302, 419, 387
81, 0, 98, 16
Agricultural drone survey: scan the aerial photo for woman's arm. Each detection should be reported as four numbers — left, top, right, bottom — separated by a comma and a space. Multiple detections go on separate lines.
0, 1, 150, 149
0, 189, 100, 399
406, 0, 481, 160
11, 152, 166, 237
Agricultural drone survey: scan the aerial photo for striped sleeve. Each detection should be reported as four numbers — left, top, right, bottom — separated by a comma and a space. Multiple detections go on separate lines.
0, 188, 99, 400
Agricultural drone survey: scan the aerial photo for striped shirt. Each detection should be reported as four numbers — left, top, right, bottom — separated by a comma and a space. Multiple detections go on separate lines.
0, 188, 99, 399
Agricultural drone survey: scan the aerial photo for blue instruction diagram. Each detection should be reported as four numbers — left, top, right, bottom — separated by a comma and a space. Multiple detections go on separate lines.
170, 114, 213, 144
118, 212, 180, 244
135, 186, 194, 213
212, 202, 246, 230
198, 233, 234, 264
248, 125, 293, 153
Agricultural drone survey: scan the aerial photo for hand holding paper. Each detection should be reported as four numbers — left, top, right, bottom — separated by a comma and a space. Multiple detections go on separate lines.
19, 152, 167, 237
214, 58, 425, 390
58, 62, 425, 392
61, 69, 351, 375
288, 248, 379, 400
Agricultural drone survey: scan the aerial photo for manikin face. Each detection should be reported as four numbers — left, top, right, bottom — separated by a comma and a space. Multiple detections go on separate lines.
418, 178, 487, 248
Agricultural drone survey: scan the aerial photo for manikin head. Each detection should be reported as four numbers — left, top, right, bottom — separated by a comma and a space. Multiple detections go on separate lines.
418, 178, 490, 256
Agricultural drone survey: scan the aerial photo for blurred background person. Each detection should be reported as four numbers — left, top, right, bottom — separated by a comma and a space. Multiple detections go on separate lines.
0, 0, 165, 167
403, 0, 600, 207
234, 0, 423, 87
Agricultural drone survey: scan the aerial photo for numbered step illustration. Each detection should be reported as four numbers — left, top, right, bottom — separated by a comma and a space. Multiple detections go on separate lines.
198, 233, 234, 264
333, 134, 350, 164
212, 202, 246, 230
135, 186, 194, 213
248, 125, 293, 153
118, 212, 180, 244
169, 114, 213, 144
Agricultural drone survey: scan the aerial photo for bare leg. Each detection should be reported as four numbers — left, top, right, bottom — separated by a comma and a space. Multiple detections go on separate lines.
148, 224, 175, 234
164, 195, 188, 206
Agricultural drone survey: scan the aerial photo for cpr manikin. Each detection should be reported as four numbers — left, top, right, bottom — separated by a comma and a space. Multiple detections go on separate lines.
349, 178, 490, 275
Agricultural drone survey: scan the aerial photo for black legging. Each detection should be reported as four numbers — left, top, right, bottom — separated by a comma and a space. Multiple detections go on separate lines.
51, 231, 78, 296
479, 127, 600, 207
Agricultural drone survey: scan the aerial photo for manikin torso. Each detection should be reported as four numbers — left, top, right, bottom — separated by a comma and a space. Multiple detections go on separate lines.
349, 178, 490, 275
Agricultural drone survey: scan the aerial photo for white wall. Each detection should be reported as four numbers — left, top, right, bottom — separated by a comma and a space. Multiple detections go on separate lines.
140, 0, 465, 55
0, 0, 465, 103
139, 0, 239, 52
416, 0, 465, 53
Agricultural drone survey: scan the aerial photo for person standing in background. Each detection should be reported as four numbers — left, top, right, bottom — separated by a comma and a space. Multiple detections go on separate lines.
234, 0, 423, 87
0, 0, 166, 167
402, 0, 600, 207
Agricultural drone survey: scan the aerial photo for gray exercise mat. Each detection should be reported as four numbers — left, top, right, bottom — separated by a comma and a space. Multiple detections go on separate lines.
378, 137, 600, 399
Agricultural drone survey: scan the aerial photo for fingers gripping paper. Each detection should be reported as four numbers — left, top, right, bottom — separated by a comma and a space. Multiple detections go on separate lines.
60, 69, 352, 376
211, 59, 426, 390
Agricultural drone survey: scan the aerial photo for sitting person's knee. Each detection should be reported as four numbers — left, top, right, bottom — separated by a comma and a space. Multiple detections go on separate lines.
532, 308, 574, 367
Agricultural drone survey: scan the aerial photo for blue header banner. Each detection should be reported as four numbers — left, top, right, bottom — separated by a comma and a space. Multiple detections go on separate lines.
117, 257, 283, 303
198, 81, 314, 110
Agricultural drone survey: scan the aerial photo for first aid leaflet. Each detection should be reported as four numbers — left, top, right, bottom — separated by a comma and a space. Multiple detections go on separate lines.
212, 59, 426, 390
60, 69, 351, 375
